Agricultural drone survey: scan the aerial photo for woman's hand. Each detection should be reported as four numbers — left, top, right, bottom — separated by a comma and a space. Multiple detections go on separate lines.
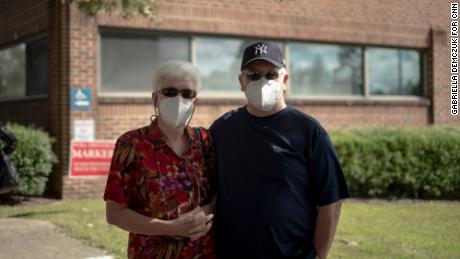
106, 200, 213, 238
166, 206, 214, 240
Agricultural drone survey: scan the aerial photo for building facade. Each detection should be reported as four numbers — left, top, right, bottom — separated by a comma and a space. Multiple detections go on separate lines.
0, 0, 457, 198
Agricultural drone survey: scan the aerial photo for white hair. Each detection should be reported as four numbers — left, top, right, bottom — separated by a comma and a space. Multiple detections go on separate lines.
152, 60, 201, 92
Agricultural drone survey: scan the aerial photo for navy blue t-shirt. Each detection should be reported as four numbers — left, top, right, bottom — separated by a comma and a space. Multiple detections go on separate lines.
209, 106, 350, 259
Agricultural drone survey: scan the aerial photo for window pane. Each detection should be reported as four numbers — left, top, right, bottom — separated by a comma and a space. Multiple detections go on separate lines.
26, 37, 48, 96
368, 48, 399, 95
101, 31, 189, 92
401, 50, 422, 96
0, 44, 26, 98
289, 43, 363, 96
369, 48, 422, 96
195, 37, 283, 93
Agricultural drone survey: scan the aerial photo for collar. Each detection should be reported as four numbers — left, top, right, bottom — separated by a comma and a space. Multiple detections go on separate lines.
146, 119, 199, 151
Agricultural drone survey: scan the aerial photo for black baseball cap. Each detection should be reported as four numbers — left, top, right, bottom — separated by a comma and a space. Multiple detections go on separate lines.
241, 41, 286, 70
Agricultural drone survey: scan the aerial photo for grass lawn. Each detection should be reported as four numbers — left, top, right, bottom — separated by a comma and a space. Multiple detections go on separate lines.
0, 199, 459, 258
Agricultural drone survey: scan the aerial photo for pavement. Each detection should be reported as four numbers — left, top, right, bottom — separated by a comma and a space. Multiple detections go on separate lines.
0, 218, 114, 259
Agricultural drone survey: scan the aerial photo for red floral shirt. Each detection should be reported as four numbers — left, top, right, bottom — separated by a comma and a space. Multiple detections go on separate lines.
103, 122, 216, 259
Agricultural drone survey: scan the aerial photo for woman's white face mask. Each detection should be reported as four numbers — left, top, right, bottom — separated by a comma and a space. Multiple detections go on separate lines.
158, 95, 195, 128
244, 78, 283, 112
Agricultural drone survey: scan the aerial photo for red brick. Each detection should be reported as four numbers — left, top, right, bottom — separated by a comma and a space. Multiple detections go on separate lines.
0, 0, 457, 199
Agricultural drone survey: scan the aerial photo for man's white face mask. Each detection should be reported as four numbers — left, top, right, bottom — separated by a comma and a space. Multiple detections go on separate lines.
158, 95, 195, 128
245, 78, 283, 112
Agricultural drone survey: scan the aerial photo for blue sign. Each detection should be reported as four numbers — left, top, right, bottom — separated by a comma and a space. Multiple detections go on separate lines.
71, 87, 93, 110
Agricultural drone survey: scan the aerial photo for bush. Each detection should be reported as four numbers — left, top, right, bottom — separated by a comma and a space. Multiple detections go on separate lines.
331, 127, 460, 199
1, 123, 57, 196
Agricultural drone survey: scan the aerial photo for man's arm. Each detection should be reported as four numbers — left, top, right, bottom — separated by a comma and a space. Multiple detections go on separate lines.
313, 200, 343, 259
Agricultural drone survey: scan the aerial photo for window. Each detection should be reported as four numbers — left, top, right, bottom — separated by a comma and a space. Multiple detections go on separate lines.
100, 31, 190, 93
99, 30, 424, 98
0, 44, 26, 98
289, 43, 363, 96
0, 37, 48, 99
368, 48, 422, 96
195, 37, 283, 94
195, 37, 245, 93
26, 37, 48, 96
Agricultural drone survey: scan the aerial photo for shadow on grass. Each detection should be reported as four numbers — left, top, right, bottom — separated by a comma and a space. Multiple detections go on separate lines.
0, 195, 25, 205
9, 210, 65, 218
0, 194, 60, 206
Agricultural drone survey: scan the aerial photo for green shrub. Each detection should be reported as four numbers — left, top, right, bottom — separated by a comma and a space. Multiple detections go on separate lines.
2, 123, 58, 196
331, 127, 460, 199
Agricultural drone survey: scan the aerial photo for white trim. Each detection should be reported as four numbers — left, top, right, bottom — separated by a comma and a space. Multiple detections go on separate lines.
423, 50, 428, 96
190, 37, 196, 64
284, 41, 290, 97
363, 46, 369, 97
98, 90, 428, 101
287, 95, 429, 102
98, 92, 152, 98
198, 91, 245, 99
287, 95, 427, 101
97, 27, 102, 98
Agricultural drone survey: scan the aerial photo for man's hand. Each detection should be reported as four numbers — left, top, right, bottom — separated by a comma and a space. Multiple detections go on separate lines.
313, 201, 343, 259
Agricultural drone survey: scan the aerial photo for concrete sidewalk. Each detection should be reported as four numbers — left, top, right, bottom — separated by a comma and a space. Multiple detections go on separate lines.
0, 218, 113, 259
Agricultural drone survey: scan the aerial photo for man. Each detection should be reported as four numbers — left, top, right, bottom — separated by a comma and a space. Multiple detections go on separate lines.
210, 41, 350, 259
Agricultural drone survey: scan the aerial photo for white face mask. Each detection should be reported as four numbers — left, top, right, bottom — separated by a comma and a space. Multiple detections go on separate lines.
244, 78, 283, 112
158, 95, 195, 128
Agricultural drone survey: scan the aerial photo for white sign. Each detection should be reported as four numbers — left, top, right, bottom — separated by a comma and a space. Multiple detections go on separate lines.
73, 119, 95, 140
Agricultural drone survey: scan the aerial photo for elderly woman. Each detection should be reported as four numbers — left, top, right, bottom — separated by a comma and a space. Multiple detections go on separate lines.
104, 60, 216, 259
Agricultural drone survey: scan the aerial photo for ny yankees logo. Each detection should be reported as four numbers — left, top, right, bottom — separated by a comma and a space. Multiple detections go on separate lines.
254, 43, 267, 55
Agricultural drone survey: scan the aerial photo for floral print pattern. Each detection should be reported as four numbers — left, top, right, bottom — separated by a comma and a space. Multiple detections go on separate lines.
103, 121, 215, 259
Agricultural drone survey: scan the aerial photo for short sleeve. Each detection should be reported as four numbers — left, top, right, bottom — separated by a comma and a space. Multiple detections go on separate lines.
310, 131, 350, 206
103, 134, 135, 206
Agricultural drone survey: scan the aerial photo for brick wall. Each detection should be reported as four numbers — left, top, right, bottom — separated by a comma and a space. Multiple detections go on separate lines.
85, 0, 450, 135
63, 0, 454, 198
432, 28, 452, 125
44, 0, 71, 198
63, 3, 98, 197
0, 98, 48, 129
0, 0, 48, 46
63, 176, 107, 199
0, 0, 66, 197
1, 0, 457, 199
0, 0, 49, 129
95, 0, 445, 47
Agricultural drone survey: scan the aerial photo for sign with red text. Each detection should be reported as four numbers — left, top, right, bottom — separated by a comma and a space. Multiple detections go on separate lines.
69, 140, 115, 177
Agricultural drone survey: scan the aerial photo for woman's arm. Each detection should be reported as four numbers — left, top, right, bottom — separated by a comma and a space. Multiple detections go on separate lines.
106, 200, 213, 239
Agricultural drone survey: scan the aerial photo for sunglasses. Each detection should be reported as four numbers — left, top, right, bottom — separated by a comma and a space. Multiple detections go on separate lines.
160, 87, 197, 99
244, 71, 281, 81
